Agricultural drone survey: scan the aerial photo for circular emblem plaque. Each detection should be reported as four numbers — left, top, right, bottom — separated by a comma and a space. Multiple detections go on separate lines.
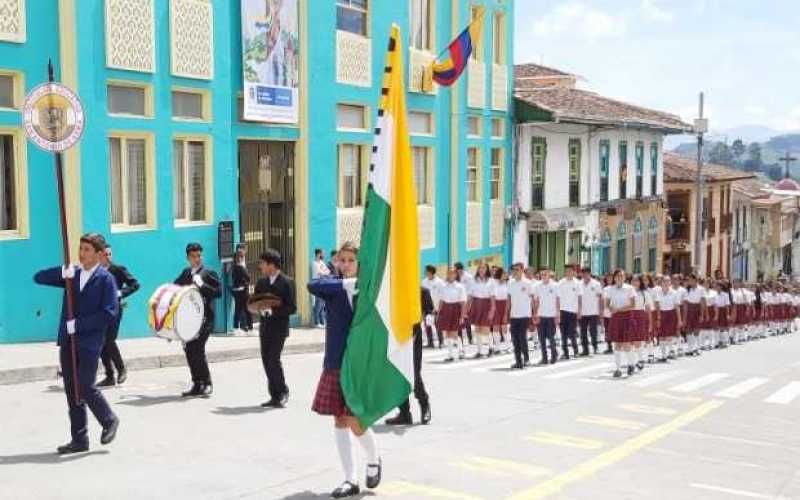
23, 82, 85, 152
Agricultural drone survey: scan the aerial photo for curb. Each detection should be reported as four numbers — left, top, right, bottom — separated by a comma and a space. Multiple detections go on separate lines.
0, 342, 325, 386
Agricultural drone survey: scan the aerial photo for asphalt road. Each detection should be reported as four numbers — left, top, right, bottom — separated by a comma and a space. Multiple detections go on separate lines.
2, 332, 800, 500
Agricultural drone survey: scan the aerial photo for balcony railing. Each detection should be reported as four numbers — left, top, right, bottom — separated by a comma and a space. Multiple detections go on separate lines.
666, 221, 690, 242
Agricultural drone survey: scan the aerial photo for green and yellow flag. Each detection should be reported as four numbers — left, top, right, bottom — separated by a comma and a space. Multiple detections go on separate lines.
340, 24, 421, 429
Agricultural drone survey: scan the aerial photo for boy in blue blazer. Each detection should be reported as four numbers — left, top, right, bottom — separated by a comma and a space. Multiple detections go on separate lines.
33, 233, 120, 455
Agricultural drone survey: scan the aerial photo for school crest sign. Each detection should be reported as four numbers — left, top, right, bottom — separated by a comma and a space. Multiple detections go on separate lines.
23, 82, 85, 152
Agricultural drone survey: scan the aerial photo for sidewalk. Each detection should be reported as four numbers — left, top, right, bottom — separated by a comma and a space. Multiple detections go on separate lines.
0, 327, 325, 385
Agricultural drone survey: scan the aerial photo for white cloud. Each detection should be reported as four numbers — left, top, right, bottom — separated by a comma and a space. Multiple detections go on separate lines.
532, 3, 627, 41
641, 0, 675, 23
770, 106, 800, 132
744, 105, 768, 118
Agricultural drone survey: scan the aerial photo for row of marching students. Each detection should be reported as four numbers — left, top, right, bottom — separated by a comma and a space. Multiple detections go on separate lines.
605, 271, 800, 378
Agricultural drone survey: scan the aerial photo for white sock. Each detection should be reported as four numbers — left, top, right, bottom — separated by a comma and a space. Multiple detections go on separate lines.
627, 350, 637, 366
356, 429, 380, 465
614, 351, 623, 369
448, 338, 457, 358
335, 428, 357, 484
660, 342, 669, 358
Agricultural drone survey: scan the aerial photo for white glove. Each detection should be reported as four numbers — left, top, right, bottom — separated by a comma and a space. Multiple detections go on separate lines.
66, 320, 76, 335
62, 265, 76, 279
262, 307, 273, 317
192, 274, 204, 288
342, 278, 358, 295
117, 290, 123, 298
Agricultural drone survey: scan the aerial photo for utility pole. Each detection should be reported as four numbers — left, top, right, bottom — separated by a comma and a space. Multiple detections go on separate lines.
693, 93, 708, 274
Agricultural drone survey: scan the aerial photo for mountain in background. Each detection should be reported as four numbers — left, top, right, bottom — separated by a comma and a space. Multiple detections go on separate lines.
664, 124, 789, 150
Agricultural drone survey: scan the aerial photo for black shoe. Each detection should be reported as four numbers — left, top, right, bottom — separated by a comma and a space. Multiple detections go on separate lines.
579, 351, 590, 357
261, 399, 279, 408
101, 418, 119, 445
510, 363, 523, 370
181, 383, 203, 398
536, 360, 548, 366
658, 357, 668, 363
603, 348, 613, 355
627, 366, 635, 376
636, 361, 645, 371
331, 481, 360, 498
472, 353, 483, 360
385, 412, 413, 425
57, 441, 89, 455
420, 402, 431, 425
443, 357, 454, 363
116, 370, 127, 384
549, 358, 557, 365
200, 384, 213, 398
613, 369, 623, 378
96, 376, 116, 388
366, 458, 382, 489
560, 354, 570, 361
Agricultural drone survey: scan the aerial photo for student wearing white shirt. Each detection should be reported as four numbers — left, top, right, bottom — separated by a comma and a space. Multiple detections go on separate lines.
629, 275, 651, 372
466, 263, 496, 358
601, 274, 615, 354
422, 265, 446, 348
654, 275, 682, 362
730, 280, 747, 344
492, 268, 511, 354
672, 274, 689, 355
557, 265, 581, 360
744, 285, 757, 339
699, 278, 718, 350
454, 262, 475, 345
533, 269, 560, 365
507, 263, 534, 369
578, 267, 603, 356
605, 269, 636, 377
436, 268, 468, 362
525, 268, 541, 346
713, 281, 732, 347
683, 274, 706, 356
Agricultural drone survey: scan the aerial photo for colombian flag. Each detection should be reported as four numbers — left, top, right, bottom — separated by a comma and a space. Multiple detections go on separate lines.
431, 14, 485, 87
340, 25, 421, 429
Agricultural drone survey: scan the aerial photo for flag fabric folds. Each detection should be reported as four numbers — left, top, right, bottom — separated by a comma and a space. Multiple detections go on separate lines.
340, 24, 421, 429
431, 14, 484, 87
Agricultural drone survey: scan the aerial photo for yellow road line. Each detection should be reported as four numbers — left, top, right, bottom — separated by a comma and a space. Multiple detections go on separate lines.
379, 480, 484, 499
642, 391, 703, 403
468, 456, 553, 477
508, 400, 724, 500
449, 461, 513, 477
618, 403, 678, 416
525, 432, 605, 450
576, 416, 648, 431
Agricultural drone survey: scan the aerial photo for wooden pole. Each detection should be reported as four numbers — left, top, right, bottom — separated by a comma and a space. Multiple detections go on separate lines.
48, 59, 80, 403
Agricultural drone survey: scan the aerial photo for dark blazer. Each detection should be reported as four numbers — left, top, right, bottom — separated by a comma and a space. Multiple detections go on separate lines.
33, 265, 119, 353
307, 276, 353, 370
107, 263, 140, 302
232, 263, 250, 291
174, 266, 222, 325
421, 287, 435, 317
254, 272, 297, 337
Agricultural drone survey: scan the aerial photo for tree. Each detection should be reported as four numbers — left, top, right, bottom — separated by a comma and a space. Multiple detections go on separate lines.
731, 139, 746, 167
708, 142, 734, 166
743, 142, 763, 172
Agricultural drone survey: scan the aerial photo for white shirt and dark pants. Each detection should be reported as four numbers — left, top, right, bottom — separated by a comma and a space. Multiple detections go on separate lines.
534, 282, 560, 364
579, 279, 603, 355
508, 278, 534, 368
558, 278, 581, 359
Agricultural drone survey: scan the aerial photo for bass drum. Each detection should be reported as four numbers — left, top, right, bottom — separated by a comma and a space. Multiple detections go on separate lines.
148, 284, 205, 343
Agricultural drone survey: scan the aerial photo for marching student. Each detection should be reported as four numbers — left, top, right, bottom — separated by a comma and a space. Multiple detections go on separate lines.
232, 244, 253, 333
606, 269, 636, 377
701, 278, 718, 350
174, 243, 222, 398
630, 275, 651, 372
601, 274, 615, 354
643, 274, 658, 363
730, 280, 747, 344
421, 265, 446, 348
436, 267, 468, 362
454, 262, 475, 345
578, 267, 603, 356
492, 268, 511, 354
96, 242, 139, 387
672, 274, 689, 356
525, 267, 541, 349
714, 281, 732, 348
34, 233, 121, 454
533, 269, 560, 365
683, 274, 706, 357
557, 265, 581, 360
466, 263, 496, 359
307, 242, 382, 498
654, 275, 682, 362
507, 263, 534, 369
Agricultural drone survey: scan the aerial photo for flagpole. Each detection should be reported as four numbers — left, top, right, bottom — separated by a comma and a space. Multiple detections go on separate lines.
47, 59, 81, 404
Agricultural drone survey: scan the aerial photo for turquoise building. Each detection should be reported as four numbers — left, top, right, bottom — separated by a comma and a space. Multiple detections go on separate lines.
0, 0, 514, 343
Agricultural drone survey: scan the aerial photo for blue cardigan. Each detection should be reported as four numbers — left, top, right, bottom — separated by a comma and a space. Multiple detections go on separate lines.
307, 277, 354, 370
33, 266, 119, 354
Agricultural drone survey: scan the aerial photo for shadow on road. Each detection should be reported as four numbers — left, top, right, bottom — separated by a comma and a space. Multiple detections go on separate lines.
0, 450, 109, 465
372, 424, 413, 436
212, 406, 279, 416
115, 394, 191, 407
276, 491, 374, 500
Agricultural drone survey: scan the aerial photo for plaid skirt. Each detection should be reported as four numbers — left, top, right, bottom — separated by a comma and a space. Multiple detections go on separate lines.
607, 311, 633, 343
658, 309, 679, 338
735, 304, 748, 325
493, 300, 509, 327
716, 306, 729, 328
685, 303, 702, 331
468, 297, 493, 328
312, 369, 352, 417
630, 310, 650, 342
437, 302, 463, 332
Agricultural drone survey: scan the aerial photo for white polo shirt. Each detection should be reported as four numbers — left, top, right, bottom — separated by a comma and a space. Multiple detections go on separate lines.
606, 284, 635, 311
602, 286, 614, 318
633, 289, 648, 310
657, 288, 681, 311
534, 281, 559, 318
508, 277, 534, 319
422, 276, 445, 306
469, 278, 496, 299
439, 281, 467, 304
557, 277, 581, 313
706, 288, 718, 306
685, 286, 706, 304
494, 281, 509, 300
459, 271, 475, 295
714, 292, 731, 307
579, 279, 603, 317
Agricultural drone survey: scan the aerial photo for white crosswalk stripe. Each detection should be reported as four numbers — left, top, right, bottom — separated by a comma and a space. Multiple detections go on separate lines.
764, 381, 800, 405
432, 354, 513, 371
669, 373, 730, 393
544, 362, 614, 380
632, 369, 690, 388
507, 359, 588, 378
714, 377, 769, 399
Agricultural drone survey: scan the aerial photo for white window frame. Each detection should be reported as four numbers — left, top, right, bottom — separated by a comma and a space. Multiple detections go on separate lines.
336, 103, 370, 132
338, 143, 368, 209
409, 0, 435, 52
466, 147, 482, 202
0, 70, 24, 111
490, 148, 503, 201
467, 115, 482, 138
173, 135, 213, 226
492, 11, 506, 65
336, 0, 369, 37
0, 127, 28, 239
412, 145, 434, 206
109, 132, 156, 232
171, 87, 211, 122
490, 117, 504, 139
409, 110, 434, 136
107, 81, 153, 118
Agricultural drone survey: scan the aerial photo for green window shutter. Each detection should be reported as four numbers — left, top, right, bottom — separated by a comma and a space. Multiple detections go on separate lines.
555, 230, 566, 277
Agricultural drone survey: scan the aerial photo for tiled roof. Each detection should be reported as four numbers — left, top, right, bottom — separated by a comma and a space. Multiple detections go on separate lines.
663, 153, 756, 183
733, 177, 773, 199
514, 63, 573, 79
515, 87, 692, 132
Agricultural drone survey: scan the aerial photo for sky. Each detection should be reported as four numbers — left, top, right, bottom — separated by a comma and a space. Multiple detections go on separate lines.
514, 0, 800, 138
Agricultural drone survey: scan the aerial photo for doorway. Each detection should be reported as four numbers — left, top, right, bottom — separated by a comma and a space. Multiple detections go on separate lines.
238, 141, 296, 280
